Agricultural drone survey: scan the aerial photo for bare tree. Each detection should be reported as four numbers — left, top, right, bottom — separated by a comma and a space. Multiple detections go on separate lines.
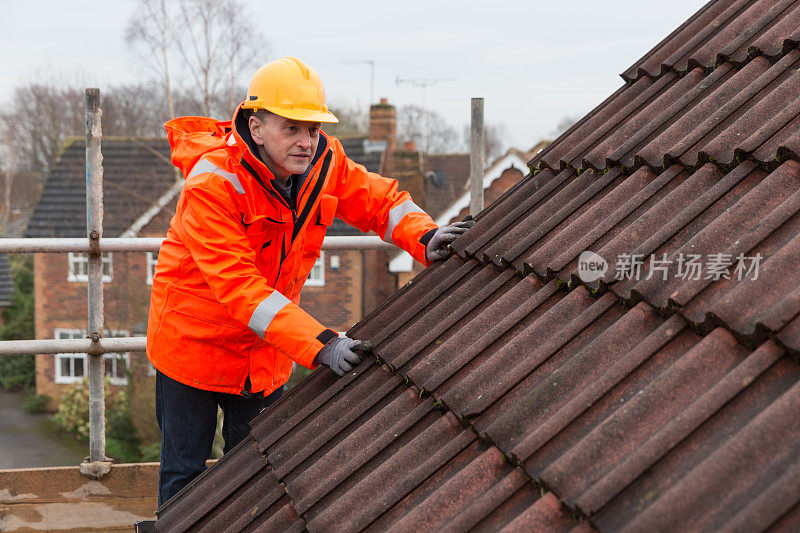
0, 141, 42, 237
462, 122, 509, 164
0, 82, 84, 178
0, 148, 13, 235
323, 101, 368, 138
103, 84, 170, 137
398, 104, 459, 154
220, 5, 266, 114
127, 0, 268, 120
126, 0, 175, 118
552, 115, 579, 138
175, 0, 268, 117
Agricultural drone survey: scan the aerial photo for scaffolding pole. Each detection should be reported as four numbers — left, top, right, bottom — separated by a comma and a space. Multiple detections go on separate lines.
470, 98, 485, 215
0, 235, 395, 253
85, 88, 107, 468
0, 336, 146, 356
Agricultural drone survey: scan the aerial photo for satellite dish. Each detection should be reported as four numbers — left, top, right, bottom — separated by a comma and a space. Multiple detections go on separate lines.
425, 170, 446, 187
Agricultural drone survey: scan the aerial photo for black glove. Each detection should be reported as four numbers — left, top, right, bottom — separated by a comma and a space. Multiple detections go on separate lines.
425, 216, 475, 261
314, 337, 372, 376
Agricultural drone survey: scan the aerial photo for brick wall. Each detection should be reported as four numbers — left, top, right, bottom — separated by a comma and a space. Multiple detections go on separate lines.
300, 249, 363, 332
33, 250, 155, 408
362, 248, 396, 317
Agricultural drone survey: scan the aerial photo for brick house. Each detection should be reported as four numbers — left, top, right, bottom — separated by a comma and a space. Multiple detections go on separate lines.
25, 137, 178, 407
389, 144, 548, 286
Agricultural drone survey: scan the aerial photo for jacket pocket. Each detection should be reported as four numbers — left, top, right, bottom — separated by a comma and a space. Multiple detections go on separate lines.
303, 194, 338, 258
244, 216, 285, 285
159, 285, 253, 389
295, 194, 337, 287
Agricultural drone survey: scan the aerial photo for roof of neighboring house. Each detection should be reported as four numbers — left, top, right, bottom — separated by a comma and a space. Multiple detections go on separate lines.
0, 254, 12, 307
339, 137, 385, 174
25, 138, 175, 238
329, 136, 391, 237
423, 153, 471, 217
25, 135, 388, 240
389, 149, 531, 272
157, 4, 800, 529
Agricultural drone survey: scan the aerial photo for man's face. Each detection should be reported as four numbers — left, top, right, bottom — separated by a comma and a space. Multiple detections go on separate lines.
249, 113, 320, 182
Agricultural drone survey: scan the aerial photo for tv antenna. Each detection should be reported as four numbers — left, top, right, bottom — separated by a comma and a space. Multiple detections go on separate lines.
395, 76, 456, 156
344, 59, 375, 105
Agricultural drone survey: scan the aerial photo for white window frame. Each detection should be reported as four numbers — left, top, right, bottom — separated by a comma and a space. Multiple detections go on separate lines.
54, 329, 87, 384
146, 251, 159, 285
67, 252, 112, 283
304, 252, 325, 287
53, 328, 130, 385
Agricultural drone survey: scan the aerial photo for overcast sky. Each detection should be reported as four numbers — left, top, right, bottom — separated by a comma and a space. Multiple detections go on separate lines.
0, 0, 707, 151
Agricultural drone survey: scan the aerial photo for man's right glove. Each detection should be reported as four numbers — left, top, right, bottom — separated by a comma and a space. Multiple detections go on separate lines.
314, 337, 372, 376
425, 216, 476, 261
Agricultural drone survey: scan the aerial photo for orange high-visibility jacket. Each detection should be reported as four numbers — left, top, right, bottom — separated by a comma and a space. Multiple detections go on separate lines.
147, 105, 437, 395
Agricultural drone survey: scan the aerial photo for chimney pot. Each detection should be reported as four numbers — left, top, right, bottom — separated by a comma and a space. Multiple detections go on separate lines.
403, 141, 416, 152
380, 97, 388, 105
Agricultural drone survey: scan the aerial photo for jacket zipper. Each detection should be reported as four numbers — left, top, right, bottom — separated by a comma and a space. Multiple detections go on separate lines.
237, 153, 328, 396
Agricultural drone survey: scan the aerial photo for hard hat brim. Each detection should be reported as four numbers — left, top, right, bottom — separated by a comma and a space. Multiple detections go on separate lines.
263, 106, 339, 124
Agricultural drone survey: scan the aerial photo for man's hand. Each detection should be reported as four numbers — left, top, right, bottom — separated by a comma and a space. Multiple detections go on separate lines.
426, 216, 476, 261
314, 337, 371, 376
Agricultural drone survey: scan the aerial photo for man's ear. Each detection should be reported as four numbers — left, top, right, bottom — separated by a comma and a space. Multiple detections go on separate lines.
248, 116, 264, 146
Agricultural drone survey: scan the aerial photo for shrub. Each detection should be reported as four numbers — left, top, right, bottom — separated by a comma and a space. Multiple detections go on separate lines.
0, 255, 35, 391
23, 392, 52, 414
0, 355, 35, 391
54, 377, 148, 462
139, 442, 161, 462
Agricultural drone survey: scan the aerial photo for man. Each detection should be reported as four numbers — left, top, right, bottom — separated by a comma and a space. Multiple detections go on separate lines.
146, 57, 474, 505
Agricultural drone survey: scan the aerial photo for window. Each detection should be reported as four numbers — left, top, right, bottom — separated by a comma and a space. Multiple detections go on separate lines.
54, 330, 86, 384
146, 251, 159, 285
68, 253, 112, 282
54, 329, 130, 385
305, 252, 325, 287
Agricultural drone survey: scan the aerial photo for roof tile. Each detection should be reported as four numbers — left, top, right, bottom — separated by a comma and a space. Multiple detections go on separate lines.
27, 139, 175, 238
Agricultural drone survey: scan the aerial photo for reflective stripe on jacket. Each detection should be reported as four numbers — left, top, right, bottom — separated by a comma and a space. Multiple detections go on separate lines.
146, 105, 437, 395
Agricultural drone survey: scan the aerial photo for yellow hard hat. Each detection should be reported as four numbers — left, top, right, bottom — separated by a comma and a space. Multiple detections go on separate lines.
242, 57, 338, 123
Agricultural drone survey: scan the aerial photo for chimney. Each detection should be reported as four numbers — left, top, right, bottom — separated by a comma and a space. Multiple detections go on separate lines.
403, 141, 416, 152
370, 98, 397, 175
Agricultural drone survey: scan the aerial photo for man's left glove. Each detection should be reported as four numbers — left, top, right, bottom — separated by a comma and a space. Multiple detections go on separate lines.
426, 217, 476, 261
314, 337, 372, 376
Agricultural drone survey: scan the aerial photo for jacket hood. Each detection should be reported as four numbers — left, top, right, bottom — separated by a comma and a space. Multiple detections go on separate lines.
164, 116, 236, 178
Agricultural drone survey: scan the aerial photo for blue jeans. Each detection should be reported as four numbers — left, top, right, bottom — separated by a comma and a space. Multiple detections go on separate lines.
155, 371, 283, 506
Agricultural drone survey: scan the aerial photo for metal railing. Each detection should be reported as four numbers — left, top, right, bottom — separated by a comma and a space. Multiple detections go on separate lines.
0, 89, 395, 474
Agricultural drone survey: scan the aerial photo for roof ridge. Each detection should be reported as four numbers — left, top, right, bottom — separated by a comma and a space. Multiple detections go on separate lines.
621, 0, 800, 84
531, 40, 800, 176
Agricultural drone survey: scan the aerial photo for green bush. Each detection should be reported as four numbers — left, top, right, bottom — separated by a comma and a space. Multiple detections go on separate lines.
23, 392, 52, 414
0, 255, 35, 391
106, 437, 142, 463
138, 442, 161, 462
54, 377, 149, 463
0, 355, 35, 391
